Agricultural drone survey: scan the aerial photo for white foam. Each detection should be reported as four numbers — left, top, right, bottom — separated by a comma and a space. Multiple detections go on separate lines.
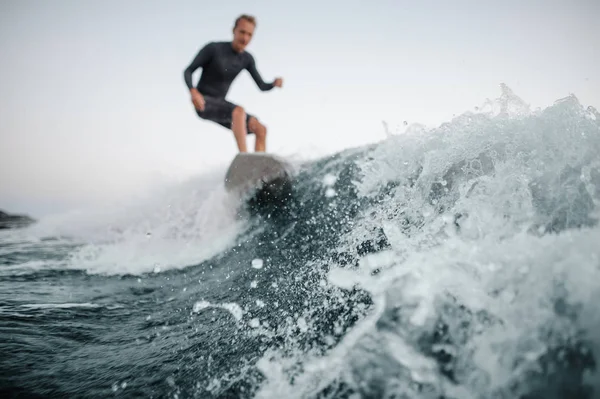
28, 167, 246, 275
254, 86, 600, 398
192, 300, 243, 322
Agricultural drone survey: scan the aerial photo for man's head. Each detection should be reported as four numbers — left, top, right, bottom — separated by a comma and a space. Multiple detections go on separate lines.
232, 14, 256, 52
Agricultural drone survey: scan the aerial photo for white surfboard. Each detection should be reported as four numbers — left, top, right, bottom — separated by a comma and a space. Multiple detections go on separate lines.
224, 152, 292, 195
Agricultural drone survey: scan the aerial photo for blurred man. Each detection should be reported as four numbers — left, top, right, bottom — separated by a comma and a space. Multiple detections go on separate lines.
183, 14, 283, 152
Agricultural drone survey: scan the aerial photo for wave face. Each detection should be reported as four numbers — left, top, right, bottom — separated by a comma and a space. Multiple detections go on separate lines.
1, 85, 599, 398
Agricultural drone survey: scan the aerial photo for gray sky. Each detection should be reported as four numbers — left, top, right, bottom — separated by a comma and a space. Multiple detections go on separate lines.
1, 0, 599, 216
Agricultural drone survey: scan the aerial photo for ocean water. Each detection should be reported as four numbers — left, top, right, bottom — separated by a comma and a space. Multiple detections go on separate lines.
1, 85, 599, 398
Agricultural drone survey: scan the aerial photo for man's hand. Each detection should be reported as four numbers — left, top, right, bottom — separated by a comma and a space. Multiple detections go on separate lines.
190, 88, 205, 111
273, 77, 283, 88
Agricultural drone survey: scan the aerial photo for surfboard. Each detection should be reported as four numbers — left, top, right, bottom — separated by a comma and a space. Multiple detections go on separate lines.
224, 152, 293, 196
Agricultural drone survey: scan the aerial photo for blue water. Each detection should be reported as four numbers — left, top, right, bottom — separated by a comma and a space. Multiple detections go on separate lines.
1, 85, 600, 398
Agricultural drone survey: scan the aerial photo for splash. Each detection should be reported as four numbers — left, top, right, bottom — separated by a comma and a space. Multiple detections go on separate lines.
253, 85, 600, 398
27, 168, 247, 275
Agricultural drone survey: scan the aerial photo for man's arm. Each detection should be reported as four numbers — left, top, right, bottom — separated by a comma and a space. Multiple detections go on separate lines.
183, 42, 215, 89
246, 55, 275, 91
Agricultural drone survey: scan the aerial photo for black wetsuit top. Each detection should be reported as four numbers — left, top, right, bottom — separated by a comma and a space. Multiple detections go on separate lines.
184, 41, 274, 99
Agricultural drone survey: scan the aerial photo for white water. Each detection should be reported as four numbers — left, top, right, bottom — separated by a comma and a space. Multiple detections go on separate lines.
25, 168, 248, 275
254, 86, 600, 398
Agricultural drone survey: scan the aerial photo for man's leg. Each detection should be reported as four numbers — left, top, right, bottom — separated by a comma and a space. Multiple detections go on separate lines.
196, 96, 247, 151
231, 106, 248, 152
248, 117, 267, 152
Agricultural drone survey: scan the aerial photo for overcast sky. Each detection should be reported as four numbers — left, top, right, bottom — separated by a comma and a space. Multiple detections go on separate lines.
1, 0, 598, 217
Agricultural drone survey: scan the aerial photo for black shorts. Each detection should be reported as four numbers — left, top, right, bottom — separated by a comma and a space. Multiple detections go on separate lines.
195, 95, 255, 134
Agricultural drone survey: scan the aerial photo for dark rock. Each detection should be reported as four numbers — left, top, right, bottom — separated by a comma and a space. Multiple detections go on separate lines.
0, 210, 36, 230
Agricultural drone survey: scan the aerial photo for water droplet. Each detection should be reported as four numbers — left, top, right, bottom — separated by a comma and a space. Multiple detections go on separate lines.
297, 317, 308, 332
249, 318, 260, 328
323, 174, 337, 186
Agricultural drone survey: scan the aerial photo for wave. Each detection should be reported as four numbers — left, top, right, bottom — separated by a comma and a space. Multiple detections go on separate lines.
2, 84, 599, 398
252, 85, 600, 398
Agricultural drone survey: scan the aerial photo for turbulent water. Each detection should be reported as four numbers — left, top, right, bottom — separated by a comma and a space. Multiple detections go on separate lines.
2, 85, 600, 398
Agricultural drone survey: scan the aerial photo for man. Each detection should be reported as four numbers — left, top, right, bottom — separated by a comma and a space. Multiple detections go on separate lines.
183, 14, 283, 153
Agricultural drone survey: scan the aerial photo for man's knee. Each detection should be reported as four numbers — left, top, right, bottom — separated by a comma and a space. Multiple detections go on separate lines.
256, 123, 267, 139
232, 106, 246, 120
249, 118, 267, 138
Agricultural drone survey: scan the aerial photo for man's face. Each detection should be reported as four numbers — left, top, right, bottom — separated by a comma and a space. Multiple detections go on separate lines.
232, 19, 254, 51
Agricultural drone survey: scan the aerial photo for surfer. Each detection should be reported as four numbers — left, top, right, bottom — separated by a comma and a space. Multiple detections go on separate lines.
183, 14, 283, 153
